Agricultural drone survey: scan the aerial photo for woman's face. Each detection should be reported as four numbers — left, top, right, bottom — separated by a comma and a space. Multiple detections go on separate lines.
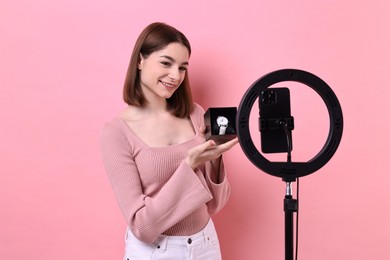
138, 42, 189, 102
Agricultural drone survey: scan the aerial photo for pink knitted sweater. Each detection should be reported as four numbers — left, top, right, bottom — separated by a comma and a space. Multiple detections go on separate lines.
100, 103, 230, 243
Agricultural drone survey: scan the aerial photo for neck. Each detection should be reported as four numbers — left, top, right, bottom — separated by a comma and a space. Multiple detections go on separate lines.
140, 85, 171, 114
143, 98, 169, 114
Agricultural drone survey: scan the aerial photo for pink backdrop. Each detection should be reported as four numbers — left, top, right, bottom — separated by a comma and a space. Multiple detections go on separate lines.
1, 0, 389, 259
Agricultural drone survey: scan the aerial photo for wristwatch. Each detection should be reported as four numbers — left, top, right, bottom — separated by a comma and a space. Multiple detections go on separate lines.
216, 116, 229, 135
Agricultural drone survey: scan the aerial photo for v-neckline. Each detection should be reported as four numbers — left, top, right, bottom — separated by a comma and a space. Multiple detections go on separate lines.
117, 113, 199, 148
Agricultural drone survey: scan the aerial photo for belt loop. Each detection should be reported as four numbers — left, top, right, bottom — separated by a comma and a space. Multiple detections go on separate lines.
203, 219, 213, 242
156, 235, 168, 252
202, 230, 208, 243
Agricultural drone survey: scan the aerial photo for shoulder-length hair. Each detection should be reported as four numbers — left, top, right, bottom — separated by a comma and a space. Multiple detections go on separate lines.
123, 22, 194, 118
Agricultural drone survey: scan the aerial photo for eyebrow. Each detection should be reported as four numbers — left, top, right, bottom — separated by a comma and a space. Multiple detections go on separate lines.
160, 55, 189, 66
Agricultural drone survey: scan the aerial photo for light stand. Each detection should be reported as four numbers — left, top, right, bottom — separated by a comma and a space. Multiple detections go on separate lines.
236, 69, 343, 260
284, 182, 297, 260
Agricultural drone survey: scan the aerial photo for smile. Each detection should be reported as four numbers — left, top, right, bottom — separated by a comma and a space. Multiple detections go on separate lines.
160, 81, 176, 89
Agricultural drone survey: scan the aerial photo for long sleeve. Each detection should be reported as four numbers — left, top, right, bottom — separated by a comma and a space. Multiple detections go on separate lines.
190, 104, 231, 215
100, 121, 213, 243
204, 158, 231, 215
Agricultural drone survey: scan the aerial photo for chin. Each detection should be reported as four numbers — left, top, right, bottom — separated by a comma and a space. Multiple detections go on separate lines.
162, 91, 176, 99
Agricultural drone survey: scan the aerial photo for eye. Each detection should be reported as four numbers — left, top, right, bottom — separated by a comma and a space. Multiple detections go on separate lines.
160, 61, 171, 67
179, 66, 187, 72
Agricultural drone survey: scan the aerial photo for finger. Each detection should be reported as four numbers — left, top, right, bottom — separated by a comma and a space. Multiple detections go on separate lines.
199, 126, 206, 133
216, 138, 239, 151
199, 126, 207, 137
199, 140, 216, 151
221, 137, 239, 147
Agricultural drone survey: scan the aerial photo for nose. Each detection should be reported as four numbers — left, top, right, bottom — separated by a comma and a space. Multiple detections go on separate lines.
168, 67, 181, 81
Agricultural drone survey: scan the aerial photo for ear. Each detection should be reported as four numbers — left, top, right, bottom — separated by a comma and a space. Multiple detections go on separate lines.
138, 54, 144, 70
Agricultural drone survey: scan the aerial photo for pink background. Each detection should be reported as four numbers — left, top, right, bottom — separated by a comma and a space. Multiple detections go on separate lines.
1, 0, 389, 259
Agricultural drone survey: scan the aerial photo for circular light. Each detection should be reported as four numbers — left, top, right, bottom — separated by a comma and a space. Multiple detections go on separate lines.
237, 69, 343, 181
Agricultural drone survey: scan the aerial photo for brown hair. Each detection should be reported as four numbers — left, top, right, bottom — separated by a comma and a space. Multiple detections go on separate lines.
123, 22, 194, 118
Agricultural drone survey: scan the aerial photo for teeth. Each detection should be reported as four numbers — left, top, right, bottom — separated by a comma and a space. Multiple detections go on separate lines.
161, 81, 174, 88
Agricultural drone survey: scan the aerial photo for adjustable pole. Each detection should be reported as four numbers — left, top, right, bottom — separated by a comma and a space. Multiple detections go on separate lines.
284, 182, 298, 260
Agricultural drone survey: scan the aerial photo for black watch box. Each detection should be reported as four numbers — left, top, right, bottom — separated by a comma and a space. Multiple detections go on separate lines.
204, 107, 237, 143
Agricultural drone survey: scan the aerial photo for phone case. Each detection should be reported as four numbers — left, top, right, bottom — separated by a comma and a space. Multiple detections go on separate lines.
259, 87, 293, 153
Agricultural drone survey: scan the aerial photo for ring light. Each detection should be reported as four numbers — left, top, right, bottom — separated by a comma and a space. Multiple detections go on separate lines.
237, 69, 343, 181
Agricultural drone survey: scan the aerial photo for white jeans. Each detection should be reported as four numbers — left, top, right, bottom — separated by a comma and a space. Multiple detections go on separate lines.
123, 219, 222, 260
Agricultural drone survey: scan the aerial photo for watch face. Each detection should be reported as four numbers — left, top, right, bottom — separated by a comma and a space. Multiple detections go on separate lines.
217, 116, 228, 126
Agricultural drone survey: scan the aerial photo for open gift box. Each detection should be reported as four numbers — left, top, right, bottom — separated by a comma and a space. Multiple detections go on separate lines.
204, 107, 237, 143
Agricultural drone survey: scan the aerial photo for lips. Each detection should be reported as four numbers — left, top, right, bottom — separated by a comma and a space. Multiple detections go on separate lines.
160, 80, 176, 89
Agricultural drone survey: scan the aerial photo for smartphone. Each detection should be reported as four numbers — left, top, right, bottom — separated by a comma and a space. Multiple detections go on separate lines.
259, 87, 293, 153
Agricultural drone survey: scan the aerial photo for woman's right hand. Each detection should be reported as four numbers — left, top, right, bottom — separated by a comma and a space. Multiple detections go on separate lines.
185, 138, 238, 170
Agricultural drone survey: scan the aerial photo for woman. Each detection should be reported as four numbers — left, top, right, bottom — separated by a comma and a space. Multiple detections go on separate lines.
100, 22, 238, 260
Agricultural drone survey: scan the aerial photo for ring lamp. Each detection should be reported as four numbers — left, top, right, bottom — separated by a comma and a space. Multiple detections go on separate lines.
237, 69, 343, 181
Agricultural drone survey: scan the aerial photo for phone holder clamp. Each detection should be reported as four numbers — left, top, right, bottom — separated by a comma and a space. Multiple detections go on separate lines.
260, 116, 295, 131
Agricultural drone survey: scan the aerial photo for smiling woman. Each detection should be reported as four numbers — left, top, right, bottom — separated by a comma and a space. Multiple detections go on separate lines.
2, 1, 389, 259
122, 23, 193, 118
138, 42, 189, 101
99, 22, 238, 260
